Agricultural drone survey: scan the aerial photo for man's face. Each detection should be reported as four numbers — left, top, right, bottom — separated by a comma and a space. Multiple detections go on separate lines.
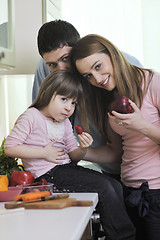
43, 46, 72, 72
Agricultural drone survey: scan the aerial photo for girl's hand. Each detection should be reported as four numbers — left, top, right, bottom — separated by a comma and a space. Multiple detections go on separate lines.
44, 141, 65, 164
109, 100, 147, 132
78, 132, 93, 148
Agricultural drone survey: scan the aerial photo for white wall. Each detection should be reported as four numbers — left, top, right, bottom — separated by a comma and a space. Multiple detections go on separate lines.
0, 77, 9, 140
141, 0, 160, 71
62, 0, 160, 72
0, 75, 34, 142
0, 0, 43, 141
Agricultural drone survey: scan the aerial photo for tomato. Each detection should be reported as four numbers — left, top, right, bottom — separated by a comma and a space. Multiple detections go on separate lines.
10, 171, 34, 186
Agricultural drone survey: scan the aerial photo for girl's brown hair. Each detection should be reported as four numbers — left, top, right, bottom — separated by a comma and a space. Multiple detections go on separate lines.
29, 70, 89, 132
71, 34, 153, 142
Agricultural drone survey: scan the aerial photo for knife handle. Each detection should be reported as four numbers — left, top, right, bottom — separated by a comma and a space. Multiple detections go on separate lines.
41, 193, 69, 201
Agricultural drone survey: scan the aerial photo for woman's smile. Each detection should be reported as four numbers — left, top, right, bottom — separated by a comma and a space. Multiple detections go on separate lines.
101, 75, 110, 87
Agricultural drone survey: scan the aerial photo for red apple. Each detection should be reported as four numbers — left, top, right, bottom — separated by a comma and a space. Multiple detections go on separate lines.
75, 125, 83, 134
10, 171, 34, 186
108, 96, 133, 115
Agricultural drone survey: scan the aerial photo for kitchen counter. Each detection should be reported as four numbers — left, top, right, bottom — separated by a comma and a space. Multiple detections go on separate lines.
0, 192, 98, 240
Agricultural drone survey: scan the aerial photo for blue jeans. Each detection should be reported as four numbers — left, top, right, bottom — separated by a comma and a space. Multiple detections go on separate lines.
36, 162, 135, 240
123, 182, 160, 240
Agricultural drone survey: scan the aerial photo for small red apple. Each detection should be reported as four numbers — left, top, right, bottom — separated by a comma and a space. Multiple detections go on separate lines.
10, 171, 34, 186
108, 96, 133, 115
75, 125, 83, 134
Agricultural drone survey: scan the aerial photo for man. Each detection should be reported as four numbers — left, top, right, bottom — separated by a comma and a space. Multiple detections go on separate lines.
32, 19, 143, 178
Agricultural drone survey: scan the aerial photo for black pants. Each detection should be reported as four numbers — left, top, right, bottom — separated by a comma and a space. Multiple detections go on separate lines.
102, 171, 121, 182
123, 182, 160, 240
36, 162, 135, 240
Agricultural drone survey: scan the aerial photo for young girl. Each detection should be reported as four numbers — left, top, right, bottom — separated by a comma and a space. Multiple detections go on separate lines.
71, 34, 160, 240
4, 70, 135, 240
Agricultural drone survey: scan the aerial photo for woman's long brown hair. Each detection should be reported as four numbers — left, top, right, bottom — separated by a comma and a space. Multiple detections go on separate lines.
71, 34, 153, 142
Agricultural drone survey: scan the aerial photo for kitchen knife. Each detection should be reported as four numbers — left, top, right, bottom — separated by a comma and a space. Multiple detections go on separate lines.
5, 193, 69, 209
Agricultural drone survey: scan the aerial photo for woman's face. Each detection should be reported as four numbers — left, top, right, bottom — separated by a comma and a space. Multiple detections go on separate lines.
76, 53, 116, 91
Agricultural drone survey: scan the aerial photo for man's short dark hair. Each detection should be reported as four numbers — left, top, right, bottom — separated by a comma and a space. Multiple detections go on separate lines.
37, 20, 80, 57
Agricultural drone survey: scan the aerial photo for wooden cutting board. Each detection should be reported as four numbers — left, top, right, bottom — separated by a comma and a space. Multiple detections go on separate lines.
5, 198, 93, 209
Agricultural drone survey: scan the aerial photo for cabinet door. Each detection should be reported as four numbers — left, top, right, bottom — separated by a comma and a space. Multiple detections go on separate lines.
42, 0, 62, 22
0, 0, 15, 69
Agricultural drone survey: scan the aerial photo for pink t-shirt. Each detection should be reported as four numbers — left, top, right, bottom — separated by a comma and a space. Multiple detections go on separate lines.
109, 71, 160, 189
5, 108, 78, 178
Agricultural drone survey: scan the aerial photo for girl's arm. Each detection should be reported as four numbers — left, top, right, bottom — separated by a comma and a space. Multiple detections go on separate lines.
69, 132, 93, 161
4, 141, 65, 164
112, 100, 160, 145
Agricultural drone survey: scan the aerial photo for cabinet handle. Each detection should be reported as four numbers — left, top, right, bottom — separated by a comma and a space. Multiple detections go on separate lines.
0, 52, 5, 59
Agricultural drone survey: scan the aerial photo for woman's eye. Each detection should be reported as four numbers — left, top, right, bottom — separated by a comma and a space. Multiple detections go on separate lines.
95, 64, 101, 70
84, 74, 92, 80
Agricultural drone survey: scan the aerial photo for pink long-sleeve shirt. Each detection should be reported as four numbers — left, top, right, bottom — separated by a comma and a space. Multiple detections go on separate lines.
109, 71, 160, 189
5, 108, 78, 178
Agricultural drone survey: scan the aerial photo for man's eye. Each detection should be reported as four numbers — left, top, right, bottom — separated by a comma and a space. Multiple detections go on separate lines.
62, 56, 70, 62
48, 63, 57, 69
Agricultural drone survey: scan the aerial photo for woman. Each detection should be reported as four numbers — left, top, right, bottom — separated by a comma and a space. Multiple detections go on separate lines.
71, 34, 160, 240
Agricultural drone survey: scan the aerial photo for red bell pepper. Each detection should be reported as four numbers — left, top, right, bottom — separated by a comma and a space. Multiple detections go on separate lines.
10, 171, 34, 186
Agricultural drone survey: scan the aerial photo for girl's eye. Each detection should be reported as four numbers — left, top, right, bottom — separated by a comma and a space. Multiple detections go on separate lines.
72, 101, 77, 106
61, 97, 67, 102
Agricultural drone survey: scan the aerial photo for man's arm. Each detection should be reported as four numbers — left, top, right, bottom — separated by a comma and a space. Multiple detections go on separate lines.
32, 58, 51, 102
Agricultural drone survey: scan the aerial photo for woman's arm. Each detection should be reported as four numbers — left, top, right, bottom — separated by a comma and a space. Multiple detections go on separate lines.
69, 132, 93, 161
4, 141, 65, 164
83, 126, 123, 163
140, 120, 160, 145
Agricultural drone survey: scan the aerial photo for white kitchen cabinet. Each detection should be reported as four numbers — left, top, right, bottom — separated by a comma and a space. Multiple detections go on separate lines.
42, 0, 62, 22
0, 0, 15, 69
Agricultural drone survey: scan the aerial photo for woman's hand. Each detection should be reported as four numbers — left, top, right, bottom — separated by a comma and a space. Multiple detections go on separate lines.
78, 132, 93, 148
109, 100, 160, 144
109, 100, 147, 132
43, 141, 65, 164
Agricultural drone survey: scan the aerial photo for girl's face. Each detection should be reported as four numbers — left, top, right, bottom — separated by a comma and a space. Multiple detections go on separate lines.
76, 53, 116, 91
40, 93, 77, 122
